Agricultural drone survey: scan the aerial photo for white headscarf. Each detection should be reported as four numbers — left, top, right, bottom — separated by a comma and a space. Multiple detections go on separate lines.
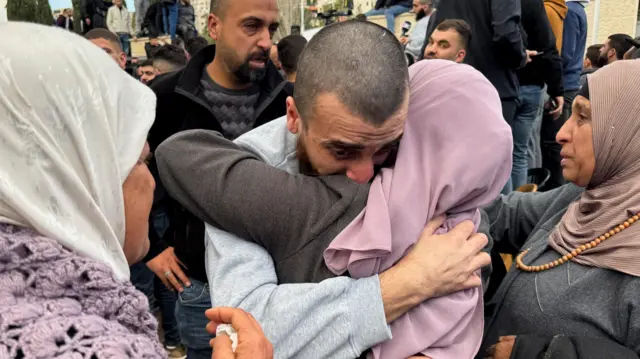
0, 22, 156, 280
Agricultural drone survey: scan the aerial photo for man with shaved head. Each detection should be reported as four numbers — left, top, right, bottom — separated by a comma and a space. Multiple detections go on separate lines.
144, 0, 290, 357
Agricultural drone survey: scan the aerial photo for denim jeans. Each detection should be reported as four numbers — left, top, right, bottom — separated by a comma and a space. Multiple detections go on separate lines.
365, 5, 410, 32
118, 33, 130, 56
130, 263, 181, 346
511, 85, 543, 189
175, 279, 213, 359
527, 86, 547, 169
162, 1, 179, 39
135, 0, 150, 33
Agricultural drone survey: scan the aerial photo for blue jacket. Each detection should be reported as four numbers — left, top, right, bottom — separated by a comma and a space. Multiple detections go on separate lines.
561, 1, 588, 91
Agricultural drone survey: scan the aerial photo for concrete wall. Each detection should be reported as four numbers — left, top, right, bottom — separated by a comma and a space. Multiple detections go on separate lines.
0, 0, 7, 23
586, 0, 639, 45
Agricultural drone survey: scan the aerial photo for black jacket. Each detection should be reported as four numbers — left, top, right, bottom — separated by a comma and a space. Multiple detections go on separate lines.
517, 0, 564, 98
142, 2, 164, 38
146, 45, 290, 282
510, 335, 638, 359
426, 0, 526, 100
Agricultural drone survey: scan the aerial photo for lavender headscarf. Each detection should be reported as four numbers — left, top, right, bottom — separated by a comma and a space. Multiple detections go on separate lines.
324, 60, 512, 359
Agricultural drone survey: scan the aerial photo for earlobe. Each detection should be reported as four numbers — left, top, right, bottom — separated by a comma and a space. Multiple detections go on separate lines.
208, 14, 219, 41
286, 97, 300, 135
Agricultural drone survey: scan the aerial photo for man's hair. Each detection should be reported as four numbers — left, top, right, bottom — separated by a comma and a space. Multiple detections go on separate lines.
210, 0, 228, 16
418, 0, 432, 5
295, 20, 408, 126
153, 44, 188, 67
435, 19, 472, 51
84, 28, 123, 52
586, 44, 604, 66
355, 14, 367, 21
608, 34, 634, 60
277, 35, 307, 74
186, 36, 209, 56
139, 59, 154, 67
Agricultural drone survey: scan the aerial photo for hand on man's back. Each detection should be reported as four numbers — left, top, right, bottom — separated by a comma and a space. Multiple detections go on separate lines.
380, 215, 491, 322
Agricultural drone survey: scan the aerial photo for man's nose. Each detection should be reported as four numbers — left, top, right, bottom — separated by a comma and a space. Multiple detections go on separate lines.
346, 159, 375, 184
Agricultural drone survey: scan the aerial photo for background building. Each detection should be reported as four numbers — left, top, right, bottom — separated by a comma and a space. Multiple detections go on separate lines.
587, 0, 639, 45
0, 0, 7, 23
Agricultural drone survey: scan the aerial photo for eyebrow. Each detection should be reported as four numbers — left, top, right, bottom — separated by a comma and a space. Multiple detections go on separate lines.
438, 40, 450, 46
322, 141, 366, 151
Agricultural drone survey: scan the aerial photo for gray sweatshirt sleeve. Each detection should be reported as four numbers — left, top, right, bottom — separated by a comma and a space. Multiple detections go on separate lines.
155, 129, 363, 260
205, 225, 392, 359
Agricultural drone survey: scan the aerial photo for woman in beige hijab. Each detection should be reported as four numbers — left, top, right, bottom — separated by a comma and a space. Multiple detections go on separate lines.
480, 60, 640, 359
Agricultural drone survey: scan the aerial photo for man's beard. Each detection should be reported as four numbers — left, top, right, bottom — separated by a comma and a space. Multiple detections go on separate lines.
596, 53, 609, 68
233, 50, 269, 83
416, 9, 427, 21
296, 135, 318, 176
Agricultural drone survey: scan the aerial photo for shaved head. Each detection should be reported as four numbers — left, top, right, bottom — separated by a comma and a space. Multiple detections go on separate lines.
210, 0, 229, 16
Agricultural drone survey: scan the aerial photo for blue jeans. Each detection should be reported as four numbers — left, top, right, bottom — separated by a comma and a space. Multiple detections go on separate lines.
511, 85, 543, 189
118, 33, 130, 56
130, 263, 181, 346
175, 279, 213, 359
527, 86, 547, 169
162, 1, 179, 39
365, 5, 410, 32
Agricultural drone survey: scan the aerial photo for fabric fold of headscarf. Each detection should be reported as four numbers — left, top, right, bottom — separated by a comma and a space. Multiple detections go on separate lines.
0, 22, 156, 280
324, 60, 513, 359
549, 60, 640, 277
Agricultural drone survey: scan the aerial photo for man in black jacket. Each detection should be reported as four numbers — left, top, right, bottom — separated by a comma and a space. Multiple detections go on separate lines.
425, 0, 527, 128
144, 0, 289, 357
364, 0, 412, 32
510, 0, 564, 191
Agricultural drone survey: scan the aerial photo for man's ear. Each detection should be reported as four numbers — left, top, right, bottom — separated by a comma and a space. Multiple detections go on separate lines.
456, 49, 466, 63
118, 52, 127, 70
208, 13, 221, 41
286, 97, 302, 135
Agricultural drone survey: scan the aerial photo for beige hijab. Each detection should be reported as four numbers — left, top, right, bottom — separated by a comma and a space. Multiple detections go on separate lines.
549, 60, 640, 277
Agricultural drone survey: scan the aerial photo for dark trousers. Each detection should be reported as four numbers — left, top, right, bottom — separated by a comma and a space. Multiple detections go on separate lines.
500, 98, 517, 193
540, 89, 579, 191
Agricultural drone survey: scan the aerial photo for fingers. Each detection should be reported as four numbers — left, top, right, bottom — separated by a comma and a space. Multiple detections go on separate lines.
499, 335, 517, 342
423, 215, 446, 236
171, 261, 191, 287
468, 251, 492, 272
461, 273, 482, 290
212, 333, 235, 359
165, 271, 184, 292
449, 220, 477, 243
465, 232, 489, 254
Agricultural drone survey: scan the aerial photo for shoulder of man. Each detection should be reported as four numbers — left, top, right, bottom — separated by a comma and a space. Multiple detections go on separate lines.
233, 116, 299, 172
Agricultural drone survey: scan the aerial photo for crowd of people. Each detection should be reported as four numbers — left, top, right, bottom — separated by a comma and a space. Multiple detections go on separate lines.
3, 0, 640, 358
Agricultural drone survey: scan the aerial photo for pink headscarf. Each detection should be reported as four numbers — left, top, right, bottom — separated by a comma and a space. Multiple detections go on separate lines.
324, 60, 513, 359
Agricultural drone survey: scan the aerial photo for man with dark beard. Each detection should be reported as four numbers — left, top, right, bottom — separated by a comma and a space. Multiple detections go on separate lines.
145, 0, 289, 357
401, 0, 434, 62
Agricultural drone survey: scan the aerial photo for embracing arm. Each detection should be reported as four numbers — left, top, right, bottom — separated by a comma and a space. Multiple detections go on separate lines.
155, 129, 363, 257
205, 226, 392, 359
481, 185, 583, 255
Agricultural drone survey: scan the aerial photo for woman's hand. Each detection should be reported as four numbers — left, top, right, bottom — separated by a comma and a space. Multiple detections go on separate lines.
484, 336, 516, 359
206, 307, 273, 359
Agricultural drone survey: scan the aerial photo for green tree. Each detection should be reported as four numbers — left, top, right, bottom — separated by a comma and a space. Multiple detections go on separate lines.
71, 0, 82, 33
7, 0, 37, 22
35, 0, 54, 25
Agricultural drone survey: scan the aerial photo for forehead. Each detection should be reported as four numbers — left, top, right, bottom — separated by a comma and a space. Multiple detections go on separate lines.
307, 93, 406, 145
432, 29, 459, 43
141, 66, 154, 71
225, 0, 278, 22
90, 38, 119, 53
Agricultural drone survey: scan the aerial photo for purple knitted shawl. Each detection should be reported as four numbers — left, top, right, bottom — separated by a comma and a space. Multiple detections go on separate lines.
0, 224, 166, 358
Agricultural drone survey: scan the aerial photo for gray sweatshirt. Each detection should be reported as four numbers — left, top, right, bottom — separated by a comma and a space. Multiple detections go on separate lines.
479, 184, 640, 357
156, 117, 392, 359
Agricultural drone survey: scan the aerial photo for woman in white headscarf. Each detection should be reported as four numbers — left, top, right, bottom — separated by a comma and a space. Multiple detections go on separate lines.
0, 22, 164, 358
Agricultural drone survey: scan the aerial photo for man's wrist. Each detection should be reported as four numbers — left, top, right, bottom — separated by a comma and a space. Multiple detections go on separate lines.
379, 261, 432, 323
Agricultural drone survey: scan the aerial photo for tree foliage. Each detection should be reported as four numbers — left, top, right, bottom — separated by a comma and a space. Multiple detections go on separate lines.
35, 0, 54, 25
7, 0, 37, 22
